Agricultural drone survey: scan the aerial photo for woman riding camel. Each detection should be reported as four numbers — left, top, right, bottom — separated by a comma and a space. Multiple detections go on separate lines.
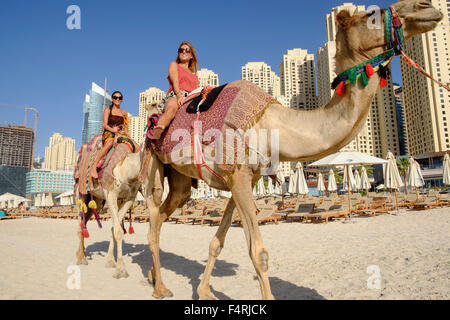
90, 91, 140, 179
153, 41, 199, 139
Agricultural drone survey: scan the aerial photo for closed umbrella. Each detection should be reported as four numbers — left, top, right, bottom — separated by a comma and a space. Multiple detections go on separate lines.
343, 165, 357, 192
275, 171, 285, 195
291, 163, 309, 196
45, 193, 54, 207
288, 170, 295, 194
443, 153, 450, 186
384, 151, 404, 210
354, 170, 361, 192
327, 169, 338, 193
257, 177, 266, 197
317, 172, 326, 195
407, 157, 424, 196
359, 166, 371, 193
266, 178, 275, 195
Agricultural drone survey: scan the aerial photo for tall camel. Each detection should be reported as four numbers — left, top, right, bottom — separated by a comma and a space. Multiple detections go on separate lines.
75, 144, 141, 279
143, 0, 443, 299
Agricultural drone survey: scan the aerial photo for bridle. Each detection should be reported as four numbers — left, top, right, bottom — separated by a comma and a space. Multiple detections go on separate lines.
332, 5, 449, 95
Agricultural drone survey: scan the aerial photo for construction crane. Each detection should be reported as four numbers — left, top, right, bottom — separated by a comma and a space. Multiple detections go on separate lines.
0, 103, 39, 169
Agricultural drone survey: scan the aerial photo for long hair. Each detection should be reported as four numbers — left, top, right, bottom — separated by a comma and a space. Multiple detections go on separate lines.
109, 91, 123, 110
176, 41, 198, 73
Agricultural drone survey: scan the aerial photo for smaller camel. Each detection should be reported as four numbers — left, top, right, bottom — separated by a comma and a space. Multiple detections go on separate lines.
75, 143, 141, 279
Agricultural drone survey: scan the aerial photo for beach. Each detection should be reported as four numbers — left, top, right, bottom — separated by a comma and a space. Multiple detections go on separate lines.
0, 207, 449, 300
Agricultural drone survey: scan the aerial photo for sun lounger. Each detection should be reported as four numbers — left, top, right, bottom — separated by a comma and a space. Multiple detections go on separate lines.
303, 204, 350, 223
413, 196, 443, 210
256, 205, 281, 225
284, 203, 315, 222
357, 197, 389, 216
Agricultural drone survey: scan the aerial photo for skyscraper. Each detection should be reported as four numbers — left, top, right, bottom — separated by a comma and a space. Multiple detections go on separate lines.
197, 68, 220, 88
280, 49, 318, 110
0, 124, 34, 196
241, 62, 280, 98
44, 133, 77, 171
81, 82, 112, 144
400, 0, 449, 156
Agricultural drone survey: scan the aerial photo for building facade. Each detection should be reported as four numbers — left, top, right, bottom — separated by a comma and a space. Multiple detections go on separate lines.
26, 169, 75, 196
0, 125, 34, 196
400, 0, 450, 156
44, 133, 77, 171
280, 49, 318, 110
241, 62, 281, 98
81, 82, 112, 144
197, 68, 220, 88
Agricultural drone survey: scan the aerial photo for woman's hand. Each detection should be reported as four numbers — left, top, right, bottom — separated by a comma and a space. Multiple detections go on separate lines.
176, 94, 185, 107
112, 126, 120, 133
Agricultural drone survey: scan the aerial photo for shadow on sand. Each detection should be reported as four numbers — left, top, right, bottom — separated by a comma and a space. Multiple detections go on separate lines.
86, 241, 325, 300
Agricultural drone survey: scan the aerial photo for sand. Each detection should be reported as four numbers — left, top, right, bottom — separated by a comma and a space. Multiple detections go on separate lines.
0, 207, 449, 300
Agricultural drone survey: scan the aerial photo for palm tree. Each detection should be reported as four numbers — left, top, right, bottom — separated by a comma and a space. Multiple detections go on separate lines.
397, 157, 410, 195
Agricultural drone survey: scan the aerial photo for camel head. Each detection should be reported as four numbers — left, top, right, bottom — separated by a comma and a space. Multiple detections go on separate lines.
334, 0, 443, 72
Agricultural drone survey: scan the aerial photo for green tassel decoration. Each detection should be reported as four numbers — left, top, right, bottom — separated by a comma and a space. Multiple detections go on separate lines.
361, 71, 369, 86
349, 68, 358, 84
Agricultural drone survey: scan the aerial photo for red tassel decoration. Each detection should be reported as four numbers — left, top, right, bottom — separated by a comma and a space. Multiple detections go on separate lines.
365, 64, 375, 77
336, 81, 346, 96
80, 222, 90, 238
129, 225, 135, 235
380, 77, 387, 89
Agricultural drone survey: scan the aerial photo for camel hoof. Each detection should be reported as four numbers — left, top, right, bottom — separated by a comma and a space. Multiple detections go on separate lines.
152, 288, 173, 299
198, 290, 217, 300
105, 260, 116, 268
148, 269, 156, 286
77, 257, 88, 265
113, 269, 129, 279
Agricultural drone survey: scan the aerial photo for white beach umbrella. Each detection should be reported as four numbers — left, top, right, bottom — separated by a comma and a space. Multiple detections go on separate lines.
354, 170, 361, 192
443, 153, 450, 186
359, 166, 371, 192
317, 172, 326, 194
34, 194, 42, 207
407, 157, 424, 191
327, 169, 338, 192
384, 151, 404, 191
343, 165, 357, 192
257, 177, 266, 197
274, 171, 285, 195
266, 178, 275, 195
44, 193, 54, 207
291, 163, 309, 195
288, 170, 295, 194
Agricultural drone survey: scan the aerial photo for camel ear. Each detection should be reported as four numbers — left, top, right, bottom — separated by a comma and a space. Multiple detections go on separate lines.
336, 10, 353, 30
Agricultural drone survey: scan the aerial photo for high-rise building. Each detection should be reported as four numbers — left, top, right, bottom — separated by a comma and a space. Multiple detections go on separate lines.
0, 125, 35, 196
280, 49, 318, 110
81, 82, 112, 144
197, 68, 220, 88
43, 133, 77, 171
394, 84, 409, 156
241, 62, 281, 98
400, 0, 449, 156
317, 3, 401, 157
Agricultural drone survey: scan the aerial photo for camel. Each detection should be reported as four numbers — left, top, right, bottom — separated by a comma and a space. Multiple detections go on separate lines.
143, 0, 443, 299
75, 144, 141, 279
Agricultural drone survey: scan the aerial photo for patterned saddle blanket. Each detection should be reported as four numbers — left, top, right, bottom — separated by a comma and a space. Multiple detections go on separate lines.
146, 80, 278, 173
75, 135, 135, 195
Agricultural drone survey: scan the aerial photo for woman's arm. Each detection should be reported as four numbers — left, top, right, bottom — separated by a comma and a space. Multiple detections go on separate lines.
122, 111, 129, 136
168, 62, 184, 106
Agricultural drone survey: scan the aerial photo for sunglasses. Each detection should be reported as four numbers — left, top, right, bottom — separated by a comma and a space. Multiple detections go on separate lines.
178, 48, 192, 54
112, 96, 123, 100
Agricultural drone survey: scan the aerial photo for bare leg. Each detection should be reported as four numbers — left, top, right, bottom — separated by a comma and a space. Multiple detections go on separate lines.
197, 198, 237, 300
153, 98, 178, 139
91, 140, 113, 179
147, 168, 191, 298
230, 168, 274, 300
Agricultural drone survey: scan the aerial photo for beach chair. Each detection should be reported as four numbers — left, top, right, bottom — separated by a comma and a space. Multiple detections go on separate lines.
439, 193, 450, 205
357, 197, 389, 217
412, 196, 443, 210
303, 204, 350, 223
256, 205, 281, 225
284, 203, 315, 222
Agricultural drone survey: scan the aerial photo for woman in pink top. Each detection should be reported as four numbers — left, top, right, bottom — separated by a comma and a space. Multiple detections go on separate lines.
153, 41, 199, 139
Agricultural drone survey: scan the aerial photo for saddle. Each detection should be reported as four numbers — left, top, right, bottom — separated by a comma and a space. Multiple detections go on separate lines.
75, 134, 136, 195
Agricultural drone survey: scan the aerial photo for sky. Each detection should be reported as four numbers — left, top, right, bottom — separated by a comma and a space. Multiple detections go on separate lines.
0, 0, 397, 159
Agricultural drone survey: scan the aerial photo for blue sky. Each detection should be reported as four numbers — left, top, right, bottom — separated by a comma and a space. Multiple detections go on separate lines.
0, 0, 397, 158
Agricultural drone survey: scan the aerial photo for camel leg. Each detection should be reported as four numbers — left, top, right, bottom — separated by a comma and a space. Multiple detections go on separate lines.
105, 190, 132, 279
197, 198, 237, 300
230, 169, 274, 300
76, 203, 93, 265
105, 225, 116, 268
147, 169, 191, 299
